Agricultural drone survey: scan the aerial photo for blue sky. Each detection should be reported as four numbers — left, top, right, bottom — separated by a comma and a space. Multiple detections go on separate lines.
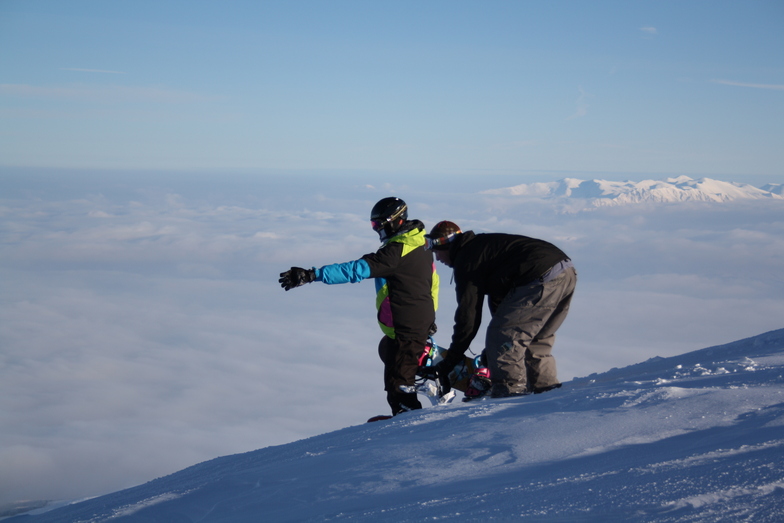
1, 1, 782, 178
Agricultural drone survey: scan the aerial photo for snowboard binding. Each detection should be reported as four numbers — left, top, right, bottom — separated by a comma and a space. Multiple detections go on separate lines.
415, 338, 492, 405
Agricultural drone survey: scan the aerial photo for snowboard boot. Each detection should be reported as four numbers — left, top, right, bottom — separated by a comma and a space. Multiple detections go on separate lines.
490, 382, 531, 399
532, 383, 562, 394
389, 388, 422, 415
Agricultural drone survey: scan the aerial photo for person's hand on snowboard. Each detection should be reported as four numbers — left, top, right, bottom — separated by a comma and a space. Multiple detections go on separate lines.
435, 360, 454, 396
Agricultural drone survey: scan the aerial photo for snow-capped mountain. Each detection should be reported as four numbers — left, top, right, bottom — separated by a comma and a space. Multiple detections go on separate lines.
481, 176, 784, 207
10, 328, 784, 522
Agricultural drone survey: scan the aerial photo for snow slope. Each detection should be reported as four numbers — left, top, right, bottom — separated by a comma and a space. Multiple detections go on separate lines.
9, 328, 784, 522
481, 176, 784, 208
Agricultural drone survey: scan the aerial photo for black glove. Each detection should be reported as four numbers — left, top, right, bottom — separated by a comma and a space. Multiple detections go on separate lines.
279, 267, 316, 291
420, 364, 438, 381
435, 360, 453, 396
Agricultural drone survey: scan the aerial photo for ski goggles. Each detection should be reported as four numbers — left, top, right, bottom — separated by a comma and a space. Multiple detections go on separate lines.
424, 232, 458, 251
370, 207, 407, 232
370, 218, 388, 232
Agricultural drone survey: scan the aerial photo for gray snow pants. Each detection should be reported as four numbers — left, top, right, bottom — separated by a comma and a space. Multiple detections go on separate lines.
485, 264, 577, 394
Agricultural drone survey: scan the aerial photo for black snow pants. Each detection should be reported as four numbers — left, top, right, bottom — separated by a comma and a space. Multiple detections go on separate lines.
378, 334, 426, 415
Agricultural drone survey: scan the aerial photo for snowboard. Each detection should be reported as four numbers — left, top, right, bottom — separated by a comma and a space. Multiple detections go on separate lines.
366, 415, 393, 423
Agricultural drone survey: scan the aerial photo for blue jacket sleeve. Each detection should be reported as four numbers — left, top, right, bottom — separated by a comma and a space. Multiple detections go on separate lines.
314, 259, 371, 284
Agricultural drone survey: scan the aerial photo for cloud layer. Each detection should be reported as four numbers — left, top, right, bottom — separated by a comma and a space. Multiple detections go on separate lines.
1, 171, 783, 504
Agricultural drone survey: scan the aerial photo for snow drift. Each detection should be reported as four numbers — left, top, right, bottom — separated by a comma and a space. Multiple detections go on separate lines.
10, 328, 784, 522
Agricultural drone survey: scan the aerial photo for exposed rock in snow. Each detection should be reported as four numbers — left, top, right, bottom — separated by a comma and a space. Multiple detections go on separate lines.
761, 183, 784, 196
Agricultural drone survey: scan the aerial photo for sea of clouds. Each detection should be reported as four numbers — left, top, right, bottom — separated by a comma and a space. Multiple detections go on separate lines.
1, 169, 783, 505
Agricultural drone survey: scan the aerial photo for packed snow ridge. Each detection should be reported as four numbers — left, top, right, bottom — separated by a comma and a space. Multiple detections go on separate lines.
481, 176, 784, 207
10, 328, 784, 522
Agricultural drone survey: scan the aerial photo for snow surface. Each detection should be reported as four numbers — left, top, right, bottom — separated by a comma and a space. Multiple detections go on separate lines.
9, 328, 784, 522
481, 176, 784, 209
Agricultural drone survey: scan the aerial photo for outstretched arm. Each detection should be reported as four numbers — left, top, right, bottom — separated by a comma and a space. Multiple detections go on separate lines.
315, 259, 371, 284
279, 259, 371, 290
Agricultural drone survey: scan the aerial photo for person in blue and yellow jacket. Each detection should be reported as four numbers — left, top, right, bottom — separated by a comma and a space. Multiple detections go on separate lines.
279, 197, 439, 416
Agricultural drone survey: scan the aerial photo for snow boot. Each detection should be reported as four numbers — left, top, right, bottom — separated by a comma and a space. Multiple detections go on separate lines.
532, 383, 562, 394
490, 383, 531, 398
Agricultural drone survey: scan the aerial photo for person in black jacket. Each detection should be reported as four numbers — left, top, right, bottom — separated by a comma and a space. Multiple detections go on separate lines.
426, 221, 576, 399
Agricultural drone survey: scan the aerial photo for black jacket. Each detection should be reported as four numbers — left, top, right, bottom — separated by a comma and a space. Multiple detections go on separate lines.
446, 231, 569, 362
362, 220, 437, 339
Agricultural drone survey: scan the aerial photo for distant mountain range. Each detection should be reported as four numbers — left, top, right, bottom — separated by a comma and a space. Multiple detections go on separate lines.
481, 176, 784, 207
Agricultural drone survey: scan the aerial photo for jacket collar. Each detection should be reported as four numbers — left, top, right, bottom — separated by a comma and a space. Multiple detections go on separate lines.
448, 230, 475, 256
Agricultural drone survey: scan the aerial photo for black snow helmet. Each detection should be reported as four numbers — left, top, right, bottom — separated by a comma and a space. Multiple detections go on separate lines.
370, 197, 408, 241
